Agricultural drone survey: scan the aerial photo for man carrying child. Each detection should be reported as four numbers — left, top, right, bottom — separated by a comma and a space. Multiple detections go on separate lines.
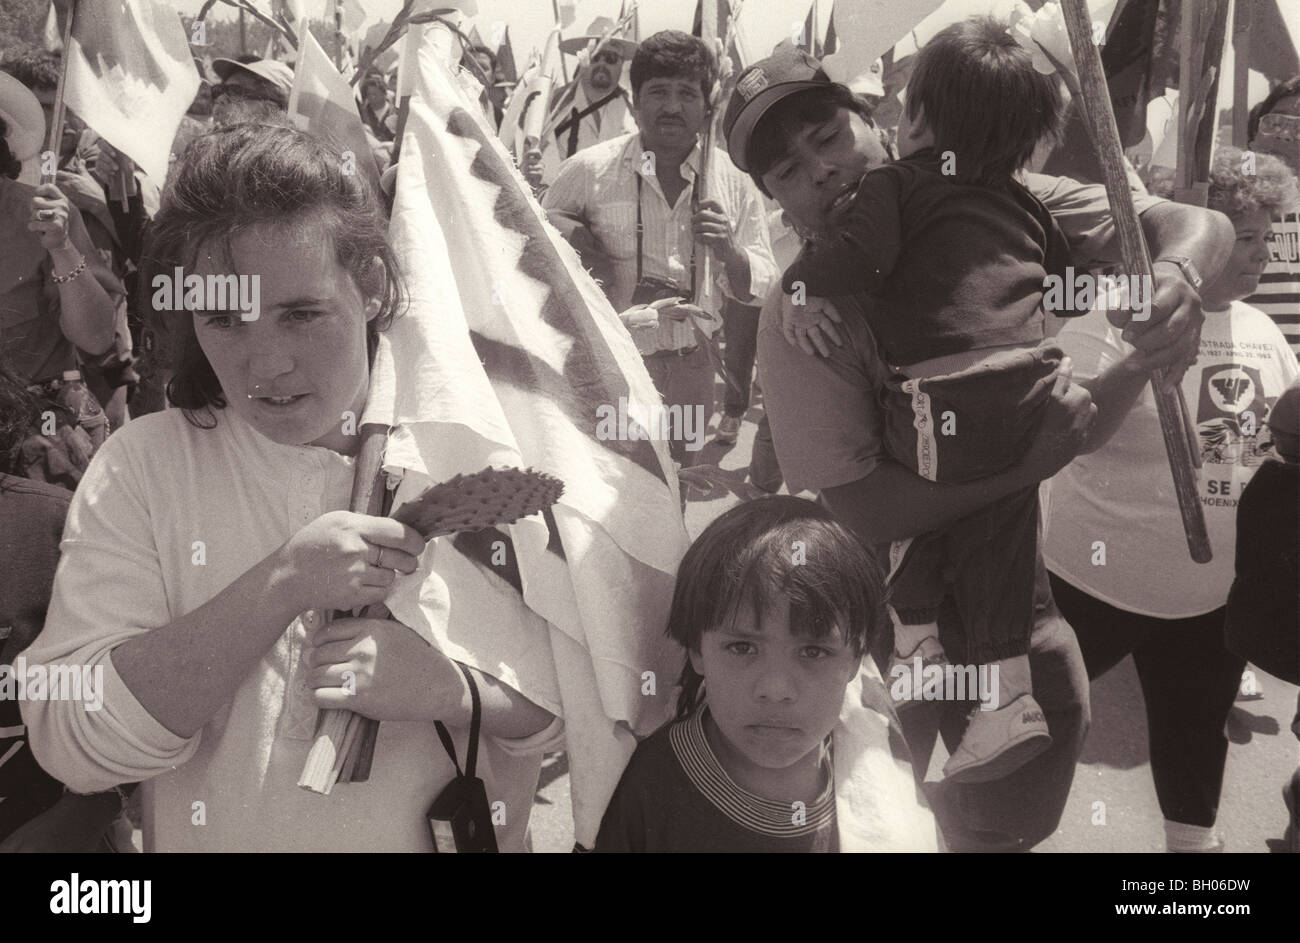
727, 39, 1234, 851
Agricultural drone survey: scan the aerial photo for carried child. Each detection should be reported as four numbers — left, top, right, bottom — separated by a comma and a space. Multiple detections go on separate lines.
778, 16, 1118, 783
595, 496, 937, 852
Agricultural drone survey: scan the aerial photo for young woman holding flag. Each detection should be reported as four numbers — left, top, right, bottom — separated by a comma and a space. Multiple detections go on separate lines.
20, 123, 561, 852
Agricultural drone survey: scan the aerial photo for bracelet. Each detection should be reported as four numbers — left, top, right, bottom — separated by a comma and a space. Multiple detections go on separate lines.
51, 255, 88, 284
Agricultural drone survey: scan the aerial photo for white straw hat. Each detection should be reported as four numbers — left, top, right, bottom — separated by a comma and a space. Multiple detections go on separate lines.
0, 71, 46, 162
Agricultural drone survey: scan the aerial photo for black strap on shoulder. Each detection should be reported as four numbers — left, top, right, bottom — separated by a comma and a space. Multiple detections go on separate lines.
556, 89, 621, 158
433, 661, 481, 778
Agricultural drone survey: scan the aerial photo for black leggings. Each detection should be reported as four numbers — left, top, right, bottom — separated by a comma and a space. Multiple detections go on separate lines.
1048, 573, 1245, 828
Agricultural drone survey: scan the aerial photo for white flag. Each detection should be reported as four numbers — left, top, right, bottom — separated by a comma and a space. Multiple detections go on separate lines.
374, 28, 687, 848
289, 26, 380, 194
62, 0, 199, 184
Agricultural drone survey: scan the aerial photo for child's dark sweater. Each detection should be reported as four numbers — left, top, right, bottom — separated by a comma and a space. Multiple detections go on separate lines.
595, 707, 838, 852
1225, 459, 1300, 684
781, 148, 1071, 366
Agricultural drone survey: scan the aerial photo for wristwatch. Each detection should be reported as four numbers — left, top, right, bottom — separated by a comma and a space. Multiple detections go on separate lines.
1154, 256, 1203, 292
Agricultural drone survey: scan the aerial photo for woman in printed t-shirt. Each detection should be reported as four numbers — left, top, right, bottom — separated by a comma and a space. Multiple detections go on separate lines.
1044, 146, 1300, 854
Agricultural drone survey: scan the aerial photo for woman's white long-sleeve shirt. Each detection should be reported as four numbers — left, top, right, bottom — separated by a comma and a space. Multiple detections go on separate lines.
20, 408, 559, 852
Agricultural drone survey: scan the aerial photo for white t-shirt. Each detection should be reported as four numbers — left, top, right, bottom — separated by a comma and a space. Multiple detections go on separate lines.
1045, 300, 1299, 618
20, 408, 559, 852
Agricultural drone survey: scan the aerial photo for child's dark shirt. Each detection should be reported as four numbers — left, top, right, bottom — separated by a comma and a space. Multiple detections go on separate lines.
595, 707, 838, 852
781, 148, 1072, 366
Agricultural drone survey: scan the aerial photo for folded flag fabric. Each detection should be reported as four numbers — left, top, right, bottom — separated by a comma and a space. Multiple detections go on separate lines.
370, 26, 689, 849
835, 663, 940, 852
289, 25, 381, 194
61, 0, 199, 185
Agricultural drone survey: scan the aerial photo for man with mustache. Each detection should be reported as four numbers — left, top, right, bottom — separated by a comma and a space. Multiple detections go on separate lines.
544, 30, 777, 468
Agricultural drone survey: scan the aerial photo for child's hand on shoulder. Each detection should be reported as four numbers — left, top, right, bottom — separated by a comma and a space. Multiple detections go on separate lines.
781, 292, 843, 358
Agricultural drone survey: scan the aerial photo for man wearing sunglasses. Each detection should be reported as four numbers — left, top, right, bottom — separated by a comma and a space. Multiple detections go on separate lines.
553, 18, 640, 162
210, 58, 293, 128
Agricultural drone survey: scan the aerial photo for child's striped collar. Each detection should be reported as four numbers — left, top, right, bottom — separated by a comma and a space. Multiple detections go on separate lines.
669, 708, 835, 838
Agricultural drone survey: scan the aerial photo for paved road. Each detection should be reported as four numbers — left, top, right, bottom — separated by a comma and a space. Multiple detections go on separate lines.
528, 386, 1300, 853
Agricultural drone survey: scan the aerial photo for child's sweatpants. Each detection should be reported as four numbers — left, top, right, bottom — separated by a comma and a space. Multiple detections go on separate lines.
883, 343, 1063, 665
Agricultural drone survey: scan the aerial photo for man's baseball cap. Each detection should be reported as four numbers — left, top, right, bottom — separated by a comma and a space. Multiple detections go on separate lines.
211, 58, 294, 99
723, 44, 832, 173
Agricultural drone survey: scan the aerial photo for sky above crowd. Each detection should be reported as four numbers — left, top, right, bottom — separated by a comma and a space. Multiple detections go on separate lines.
172, 0, 959, 65
173, 0, 1298, 109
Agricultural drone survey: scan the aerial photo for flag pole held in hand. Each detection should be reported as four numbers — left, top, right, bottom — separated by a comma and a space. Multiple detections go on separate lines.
298, 461, 565, 795
1059, 0, 1211, 563
41, 0, 77, 187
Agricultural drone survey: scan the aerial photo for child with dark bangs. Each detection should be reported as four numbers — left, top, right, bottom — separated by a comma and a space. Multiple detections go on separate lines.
595, 496, 938, 853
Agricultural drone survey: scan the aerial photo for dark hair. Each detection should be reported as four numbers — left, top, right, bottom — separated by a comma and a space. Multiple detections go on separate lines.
630, 30, 717, 103
360, 70, 387, 96
668, 495, 883, 719
141, 123, 405, 427
1248, 74, 1300, 143
905, 15, 1063, 187
0, 117, 22, 180
469, 45, 496, 67
745, 83, 879, 196
0, 47, 60, 93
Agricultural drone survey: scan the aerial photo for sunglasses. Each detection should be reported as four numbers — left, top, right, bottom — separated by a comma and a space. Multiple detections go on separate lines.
591, 51, 622, 66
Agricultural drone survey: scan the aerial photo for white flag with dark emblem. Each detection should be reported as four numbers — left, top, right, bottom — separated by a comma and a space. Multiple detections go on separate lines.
369, 26, 688, 849
61, 0, 199, 184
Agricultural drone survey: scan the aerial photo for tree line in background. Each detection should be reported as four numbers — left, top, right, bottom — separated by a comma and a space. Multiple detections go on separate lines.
0, 0, 348, 72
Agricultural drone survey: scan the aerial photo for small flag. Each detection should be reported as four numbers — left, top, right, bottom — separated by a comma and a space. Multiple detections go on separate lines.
62, 0, 200, 184
43, 1, 63, 52
496, 25, 518, 85
289, 25, 381, 194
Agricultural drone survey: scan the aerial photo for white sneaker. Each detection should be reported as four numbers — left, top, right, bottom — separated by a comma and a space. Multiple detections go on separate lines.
942, 693, 1052, 784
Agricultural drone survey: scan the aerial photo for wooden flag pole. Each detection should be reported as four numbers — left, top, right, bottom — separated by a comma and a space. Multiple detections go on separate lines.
1231, 0, 1252, 147
1059, 0, 1212, 564
41, 0, 77, 188
298, 423, 389, 793
695, 0, 721, 316
551, 0, 570, 85
1173, 0, 1229, 474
